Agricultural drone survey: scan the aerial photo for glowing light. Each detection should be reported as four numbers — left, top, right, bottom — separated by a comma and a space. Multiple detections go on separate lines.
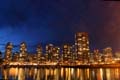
9, 68, 18, 76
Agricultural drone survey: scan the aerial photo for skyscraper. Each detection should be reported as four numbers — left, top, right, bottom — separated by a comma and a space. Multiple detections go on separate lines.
19, 42, 28, 62
12, 52, 19, 62
103, 47, 113, 63
36, 44, 42, 63
52, 47, 60, 62
45, 44, 54, 61
62, 44, 72, 63
93, 49, 100, 63
75, 32, 90, 63
4, 42, 13, 63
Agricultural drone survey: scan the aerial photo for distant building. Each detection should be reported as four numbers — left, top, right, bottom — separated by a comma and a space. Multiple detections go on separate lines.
31, 53, 37, 63
102, 47, 113, 63
4, 42, 13, 63
36, 44, 42, 63
71, 45, 77, 62
1, 32, 117, 65
52, 47, 60, 62
19, 42, 28, 62
62, 44, 72, 63
115, 51, 120, 58
75, 32, 90, 63
45, 44, 60, 62
12, 52, 19, 62
93, 49, 100, 63
27, 53, 34, 62
45, 44, 54, 61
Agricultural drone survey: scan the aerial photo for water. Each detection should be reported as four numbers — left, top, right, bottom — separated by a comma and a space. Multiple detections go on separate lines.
0, 67, 120, 80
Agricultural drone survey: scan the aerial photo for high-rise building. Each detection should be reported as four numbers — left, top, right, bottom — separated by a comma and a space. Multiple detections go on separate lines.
45, 44, 54, 61
36, 44, 42, 63
103, 47, 113, 63
75, 32, 90, 63
4, 42, 13, 63
71, 45, 76, 63
52, 47, 60, 62
62, 44, 72, 63
12, 52, 19, 62
93, 49, 99, 63
19, 42, 28, 62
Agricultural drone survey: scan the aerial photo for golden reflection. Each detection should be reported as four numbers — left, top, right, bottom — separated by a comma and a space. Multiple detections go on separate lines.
66, 68, 68, 80
99, 68, 103, 80
18, 68, 25, 80
79, 69, 83, 80
114, 68, 120, 79
54, 68, 58, 80
106, 68, 111, 80
2, 67, 120, 80
84, 69, 89, 80
71, 68, 74, 75
68, 68, 71, 80
9, 68, 18, 80
50, 68, 54, 76
45, 68, 49, 80
9, 68, 18, 76
77, 68, 80, 79
29, 68, 34, 77
86, 68, 90, 79
36, 69, 40, 80
33, 68, 37, 80
60, 68, 64, 77
3, 68, 9, 80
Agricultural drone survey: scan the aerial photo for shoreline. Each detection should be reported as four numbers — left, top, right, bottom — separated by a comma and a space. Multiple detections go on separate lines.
1, 63, 120, 68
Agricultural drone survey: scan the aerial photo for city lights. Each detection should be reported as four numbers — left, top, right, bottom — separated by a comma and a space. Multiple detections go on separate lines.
0, 32, 120, 68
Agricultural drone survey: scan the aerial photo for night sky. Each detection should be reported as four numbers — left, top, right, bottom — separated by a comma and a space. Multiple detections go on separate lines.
0, 0, 120, 52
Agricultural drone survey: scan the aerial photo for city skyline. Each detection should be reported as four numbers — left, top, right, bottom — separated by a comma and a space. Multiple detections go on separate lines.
0, 32, 119, 53
1, 32, 88, 53
0, 32, 118, 67
0, 32, 111, 53
0, 1, 120, 80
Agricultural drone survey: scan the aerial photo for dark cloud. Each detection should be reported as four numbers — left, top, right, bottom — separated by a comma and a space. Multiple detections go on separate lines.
79, 1, 120, 51
0, 0, 120, 52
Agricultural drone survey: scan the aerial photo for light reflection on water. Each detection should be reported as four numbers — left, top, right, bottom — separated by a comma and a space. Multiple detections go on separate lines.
0, 67, 120, 80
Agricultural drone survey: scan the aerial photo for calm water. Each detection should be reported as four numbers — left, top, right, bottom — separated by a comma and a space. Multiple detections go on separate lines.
0, 67, 120, 80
